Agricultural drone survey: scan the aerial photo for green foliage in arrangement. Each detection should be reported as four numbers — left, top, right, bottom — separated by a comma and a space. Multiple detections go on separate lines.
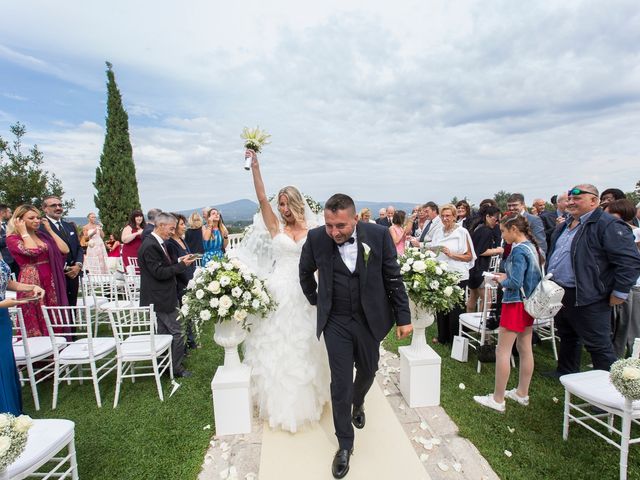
94, 61, 141, 237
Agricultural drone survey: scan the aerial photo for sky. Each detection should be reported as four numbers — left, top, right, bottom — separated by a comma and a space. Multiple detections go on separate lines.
0, 0, 639, 216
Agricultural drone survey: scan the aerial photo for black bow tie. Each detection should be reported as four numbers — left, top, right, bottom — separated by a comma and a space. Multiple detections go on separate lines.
337, 237, 355, 247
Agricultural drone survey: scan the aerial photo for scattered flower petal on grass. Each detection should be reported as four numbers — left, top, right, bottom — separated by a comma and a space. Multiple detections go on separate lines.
504, 450, 512, 457
459, 383, 466, 390
203, 424, 211, 430
210, 441, 216, 448
453, 462, 463, 472
552, 397, 559, 403
420, 454, 429, 462
437, 461, 449, 471
170, 380, 181, 397
507, 426, 515, 433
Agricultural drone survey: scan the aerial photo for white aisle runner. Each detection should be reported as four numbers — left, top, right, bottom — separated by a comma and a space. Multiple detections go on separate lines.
259, 380, 430, 480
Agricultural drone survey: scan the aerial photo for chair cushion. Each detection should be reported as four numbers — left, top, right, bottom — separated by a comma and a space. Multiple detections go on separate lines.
120, 334, 173, 358
459, 312, 497, 332
59, 337, 116, 361
13, 337, 67, 362
4, 419, 75, 479
560, 370, 640, 412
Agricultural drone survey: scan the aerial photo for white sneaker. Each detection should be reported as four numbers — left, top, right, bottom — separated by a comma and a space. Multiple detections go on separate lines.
505, 389, 529, 406
473, 394, 505, 413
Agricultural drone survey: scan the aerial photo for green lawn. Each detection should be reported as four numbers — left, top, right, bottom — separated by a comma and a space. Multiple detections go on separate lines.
23, 320, 223, 480
384, 324, 640, 480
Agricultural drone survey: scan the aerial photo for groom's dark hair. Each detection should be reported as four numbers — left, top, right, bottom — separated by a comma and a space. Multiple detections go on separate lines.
324, 194, 356, 214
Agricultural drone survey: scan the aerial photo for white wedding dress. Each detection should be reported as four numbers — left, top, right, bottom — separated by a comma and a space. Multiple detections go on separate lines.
243, 231, 331, 432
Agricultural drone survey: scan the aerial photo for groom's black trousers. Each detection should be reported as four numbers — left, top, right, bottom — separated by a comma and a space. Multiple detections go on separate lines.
323, 316, 379, 450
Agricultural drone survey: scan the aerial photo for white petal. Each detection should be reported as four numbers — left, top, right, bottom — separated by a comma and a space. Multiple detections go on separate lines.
504, 450, 513, 457
203, 424, 211, 430
419, 454, 429, 462
437, 461, 449, 471
459, 383, 466, 390
453, 462, 463, 472
420, 421, 428, 430
507, 426, 515, 433
552, 396, 559, 403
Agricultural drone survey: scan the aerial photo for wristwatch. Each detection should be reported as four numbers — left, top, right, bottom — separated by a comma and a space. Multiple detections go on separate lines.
75, 262, 83, 269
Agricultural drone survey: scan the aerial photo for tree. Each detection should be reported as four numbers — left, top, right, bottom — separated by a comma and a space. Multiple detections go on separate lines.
94, 62, 141, 236
0, 122, 75, 212
493, 190, 512, 213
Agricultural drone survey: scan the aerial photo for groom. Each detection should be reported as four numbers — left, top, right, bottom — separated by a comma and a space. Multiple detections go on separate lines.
299, 193, 412, 479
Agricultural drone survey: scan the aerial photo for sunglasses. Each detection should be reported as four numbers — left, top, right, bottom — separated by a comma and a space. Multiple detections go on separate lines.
567, 188, 598, 197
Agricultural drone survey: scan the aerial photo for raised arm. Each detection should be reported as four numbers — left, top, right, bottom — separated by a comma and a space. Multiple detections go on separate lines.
247, 149, 279, 238
39, 218, 70, 255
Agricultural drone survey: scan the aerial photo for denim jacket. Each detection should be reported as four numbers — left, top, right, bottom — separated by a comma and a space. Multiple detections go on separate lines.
501, 241, 542, 303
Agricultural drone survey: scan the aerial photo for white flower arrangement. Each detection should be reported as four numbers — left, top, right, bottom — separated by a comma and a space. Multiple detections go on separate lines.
0, 413, 33, 471
179, 257, 276, 341
303, 194, 323, 214
241, 126, 271, 153
398, 247, 464, 313
610, 358, 640, 400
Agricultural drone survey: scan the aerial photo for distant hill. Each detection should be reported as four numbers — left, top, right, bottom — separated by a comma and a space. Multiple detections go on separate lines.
66, 198, 419, 225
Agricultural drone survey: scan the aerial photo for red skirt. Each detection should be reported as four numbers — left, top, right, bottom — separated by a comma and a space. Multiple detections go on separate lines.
499, 302, 534, 333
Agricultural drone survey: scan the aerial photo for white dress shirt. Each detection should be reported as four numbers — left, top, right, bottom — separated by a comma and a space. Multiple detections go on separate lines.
338, 231, 358, 273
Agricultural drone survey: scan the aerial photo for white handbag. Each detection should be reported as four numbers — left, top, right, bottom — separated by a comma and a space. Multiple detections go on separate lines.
518, 244, 565, 319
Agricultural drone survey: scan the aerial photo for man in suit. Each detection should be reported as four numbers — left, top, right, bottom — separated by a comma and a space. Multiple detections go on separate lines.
506, 193, 547, 257
375, 205, 394, 227
299, 194, 412, 479
540, 192, 569, 250
141, 208, 162, 240
374, 207, 386, 225
138, 212, 196, 377
0, 204, 18, 277
41, 196, 84, 305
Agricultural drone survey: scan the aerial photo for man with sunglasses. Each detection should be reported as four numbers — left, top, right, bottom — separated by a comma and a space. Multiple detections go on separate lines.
546, 184, 640, 376
41, 196, 84, 306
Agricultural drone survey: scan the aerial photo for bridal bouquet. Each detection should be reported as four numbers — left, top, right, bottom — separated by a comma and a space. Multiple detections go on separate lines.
610, 358, 640, 400
179, 257, 276, 341
0, 413, 33, 471
398, 247, 464, 313
241, 126, 271, 170
303, 194, 323, 214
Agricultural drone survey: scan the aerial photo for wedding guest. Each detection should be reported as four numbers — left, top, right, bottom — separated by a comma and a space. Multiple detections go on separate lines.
358, 208, 376, 224
420, 202, 444, 245
540, 192, 569, 250
375, 208, 387, 225
121, 209, 145, 270
42, 196, 84, 306
0, 258, 45, 415
202, 208, 228, 265
167, 213, 197, 349
82, 212, 109, 274
456, 200, 472, 230
105, 234, 121, 258
376, 206, 394, 227
389, 210, 407, 255
408, 204, 430, 246
430, 204, 476, 344
141, 208, 162, 240
473, 214, 543, 412
185, 212, 205, 255
6, 205, 69, 336
532, 198, 547, 216
467, 206, 503, 312
0, 204, 19, 277
506, 193, 547, 257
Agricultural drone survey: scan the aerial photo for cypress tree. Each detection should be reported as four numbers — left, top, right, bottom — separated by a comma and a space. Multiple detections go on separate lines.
94, 61, 141, 236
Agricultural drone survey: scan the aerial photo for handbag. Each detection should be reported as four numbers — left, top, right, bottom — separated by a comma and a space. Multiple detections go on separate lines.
518, 244, 565, 319
451, 335, 469, 362
477, 343, 496, 363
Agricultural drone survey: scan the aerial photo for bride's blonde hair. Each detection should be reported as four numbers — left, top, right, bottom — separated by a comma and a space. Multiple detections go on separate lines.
277, 186, 307, 226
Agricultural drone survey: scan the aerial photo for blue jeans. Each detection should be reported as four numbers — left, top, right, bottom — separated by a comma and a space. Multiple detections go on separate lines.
555, 287, 617, 373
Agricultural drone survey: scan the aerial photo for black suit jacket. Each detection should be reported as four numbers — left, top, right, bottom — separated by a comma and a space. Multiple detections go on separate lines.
375, 217, 391, 228
141, 223, 155, 241
299, 221, 410, 342
0, 222, 16, 266
138, 235, 188, 313
41, 218, 84, 267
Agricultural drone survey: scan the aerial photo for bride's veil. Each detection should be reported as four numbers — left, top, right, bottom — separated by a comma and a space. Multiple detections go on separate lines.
228, 187, 322, 278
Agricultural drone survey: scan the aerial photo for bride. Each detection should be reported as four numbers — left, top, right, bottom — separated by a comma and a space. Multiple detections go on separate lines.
238, 149, 330, 432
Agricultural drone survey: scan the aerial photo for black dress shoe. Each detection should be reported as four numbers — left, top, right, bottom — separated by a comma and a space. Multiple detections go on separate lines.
175, 369, 193, 378
352, 405, 365, 429
541, 370, 562, 380
332, 448, 353, 479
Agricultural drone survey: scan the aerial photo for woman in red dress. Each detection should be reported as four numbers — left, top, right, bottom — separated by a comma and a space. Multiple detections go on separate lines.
6, 205, 69, 336
121, 209, 145, 270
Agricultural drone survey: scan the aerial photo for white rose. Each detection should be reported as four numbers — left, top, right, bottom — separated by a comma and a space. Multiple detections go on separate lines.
195, 289, 205, 300
435, 267, 443, 275
400, 264, 411, 274
196, 276, 204, 284
187, 280, 196, 289
207, 261, 220, 272
182, 295, 189, 304
209, 297, 219, 308
219, 295, 233, 309
253, 279, 262, 289
0, 436, 11, 457
0, 414, 10, 429
426, 250, 437, 258
622, 366, 640, 380
231, 287, 243, 298
223, 262, 233, 271
261, 291, 270, 304
13, 415, 33, 433
439, 262, 449, 271
419, 253, 426, 259
220, 276, 231, 287
243, 273, 253, 283
207, 281, 221, 294
413, 281, 420, 289
407, 258, 414, 265
200, 310, 211, 321
412, 261, 426, 273
443, 286, 454, 297
230, 258, 242, 268
233, 309, 248, 322
218, 307, 229, 317
180, 305, 189, 316
430, 280, 440, 289
252, 299, 261, 309
242, 291, 252, 302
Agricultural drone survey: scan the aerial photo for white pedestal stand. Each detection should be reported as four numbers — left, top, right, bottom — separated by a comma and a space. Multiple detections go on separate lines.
399, 303, 442, 407
211, 320, 252, 436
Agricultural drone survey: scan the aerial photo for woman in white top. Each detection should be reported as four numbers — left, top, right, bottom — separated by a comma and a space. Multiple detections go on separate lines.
430, 203, 476, 344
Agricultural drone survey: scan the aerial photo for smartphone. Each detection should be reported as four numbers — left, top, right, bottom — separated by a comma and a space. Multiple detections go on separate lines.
191, 253, 203, 259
